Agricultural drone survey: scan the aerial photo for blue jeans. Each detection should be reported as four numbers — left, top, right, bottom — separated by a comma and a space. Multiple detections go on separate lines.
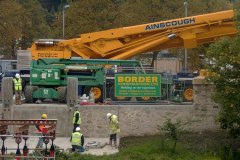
72, 145, 84, 152
36, 133, 43, 148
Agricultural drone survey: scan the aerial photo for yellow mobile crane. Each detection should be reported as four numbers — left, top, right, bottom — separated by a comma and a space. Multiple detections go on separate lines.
31, 10, 236, 60
27, 10, 237, 103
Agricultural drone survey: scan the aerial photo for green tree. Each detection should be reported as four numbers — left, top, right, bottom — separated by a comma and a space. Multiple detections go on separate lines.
51, 0, 125, 38
0, 0, 51, 58
161, 119, 183, 153
18, 0, 52, 49
51, 0, 232, 37
206, 9, 240, 138
0, 0, 23, 58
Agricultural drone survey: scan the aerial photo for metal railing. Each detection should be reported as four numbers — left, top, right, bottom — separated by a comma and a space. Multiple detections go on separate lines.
102, 66, 193, 105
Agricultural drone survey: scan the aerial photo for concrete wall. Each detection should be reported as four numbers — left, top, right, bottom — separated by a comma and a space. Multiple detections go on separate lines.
0, 60, 17, 73
0, 77, 220, 137
17, 50, 31, 70
154, 58, 182, 74
2, 104, 72, 136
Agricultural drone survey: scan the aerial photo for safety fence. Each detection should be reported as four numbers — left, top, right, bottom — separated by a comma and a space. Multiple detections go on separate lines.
0, 119, 57, 160
100, 66, 194, 105
0, 66, 194, 105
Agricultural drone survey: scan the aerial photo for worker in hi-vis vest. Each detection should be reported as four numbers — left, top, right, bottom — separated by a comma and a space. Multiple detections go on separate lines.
107, 113, 120, 148
72, 109, 81, 132
13, 73, 22, 105
70, 127, 85, 152
35, 113, 47, 148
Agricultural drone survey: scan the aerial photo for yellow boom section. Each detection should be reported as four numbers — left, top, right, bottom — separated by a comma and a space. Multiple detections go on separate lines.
30, 10, 236, 60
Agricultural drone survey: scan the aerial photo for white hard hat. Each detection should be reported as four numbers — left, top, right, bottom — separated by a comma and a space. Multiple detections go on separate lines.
15, 73, 20, 78
107, 113, 112, 118
76, 127, 81, 131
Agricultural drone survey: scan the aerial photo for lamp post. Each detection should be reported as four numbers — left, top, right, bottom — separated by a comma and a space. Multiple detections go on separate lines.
63, 4, 70, 39
184, 1, 188, 72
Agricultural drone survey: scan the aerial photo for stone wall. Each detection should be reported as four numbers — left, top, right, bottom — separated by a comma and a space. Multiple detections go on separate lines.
1, 104, 195, 137
0, 77, 220, 137
1, 103, 219, 137
192, 77, 219, 132
193, 77, 218, 111
80, 105, 195, 137
2, 104, 72, 136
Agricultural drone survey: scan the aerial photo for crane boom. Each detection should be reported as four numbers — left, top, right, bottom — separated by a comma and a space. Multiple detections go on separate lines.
30, 10, 237, 60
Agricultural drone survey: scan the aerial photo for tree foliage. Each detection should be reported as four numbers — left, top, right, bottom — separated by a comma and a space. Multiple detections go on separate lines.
18, 0, 51, 49
0, 0, 23, 58
206, 11, 240, 138
53, 0, 232, 39
161, 119, 182, 153
0, 0, 50, 58
0, 0, 234, 60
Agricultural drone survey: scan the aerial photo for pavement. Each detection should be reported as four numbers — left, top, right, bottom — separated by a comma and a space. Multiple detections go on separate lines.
0, 137, 119, 156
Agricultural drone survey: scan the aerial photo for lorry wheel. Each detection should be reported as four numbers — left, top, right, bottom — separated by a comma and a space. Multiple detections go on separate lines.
25, 85, 38, 103
84, 86, 103, 103
109, 86, 131, 101
136, 97, 152, 102
58, 87, 67, 103
183, 88, 193, 101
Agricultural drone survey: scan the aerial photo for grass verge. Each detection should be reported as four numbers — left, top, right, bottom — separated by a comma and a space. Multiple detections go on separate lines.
56, 131, 235, 160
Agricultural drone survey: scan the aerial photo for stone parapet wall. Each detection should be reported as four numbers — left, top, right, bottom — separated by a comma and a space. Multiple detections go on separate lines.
80, 105, 195, 137
193, 77, 218, 111
0, 76, 220, 137
0, 103, 219, 137
192, 77, 219, 132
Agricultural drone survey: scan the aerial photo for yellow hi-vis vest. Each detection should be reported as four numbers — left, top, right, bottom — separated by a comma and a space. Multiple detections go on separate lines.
109, 115, 120, 134
71, 132, 82, 146
72, 111, 81, 125
13, 78, 22, 91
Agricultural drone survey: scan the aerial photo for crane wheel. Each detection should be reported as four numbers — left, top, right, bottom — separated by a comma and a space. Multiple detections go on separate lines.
24, 85, 38, 103
110, 86, 131, 101
84, 86, 103, 103
183, 88, 193, 101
